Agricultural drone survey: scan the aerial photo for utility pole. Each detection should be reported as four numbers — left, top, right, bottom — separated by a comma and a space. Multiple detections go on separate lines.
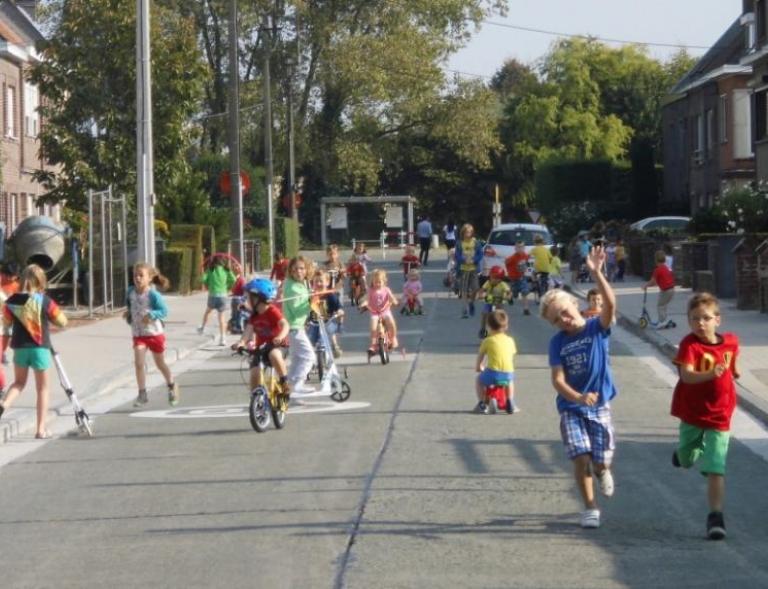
262, 15, 275, 262
136, 0, 155, 265
287, 62, 297, 225
228, 0, 244, 265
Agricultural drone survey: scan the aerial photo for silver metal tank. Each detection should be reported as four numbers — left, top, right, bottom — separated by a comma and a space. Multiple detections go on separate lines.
10, 215, 67, 271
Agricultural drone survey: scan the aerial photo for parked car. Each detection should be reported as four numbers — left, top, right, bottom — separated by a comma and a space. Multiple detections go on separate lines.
629, 216, 691, 233
481, 223, 554, 276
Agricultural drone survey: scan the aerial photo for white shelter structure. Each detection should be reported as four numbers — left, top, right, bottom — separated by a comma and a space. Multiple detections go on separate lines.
320, 195, 416, 248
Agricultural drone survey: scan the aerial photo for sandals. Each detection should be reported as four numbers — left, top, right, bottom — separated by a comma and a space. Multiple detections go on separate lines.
34, 430, 52, 440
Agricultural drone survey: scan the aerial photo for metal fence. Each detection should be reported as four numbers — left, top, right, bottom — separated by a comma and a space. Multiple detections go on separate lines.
88, 188, 129, 316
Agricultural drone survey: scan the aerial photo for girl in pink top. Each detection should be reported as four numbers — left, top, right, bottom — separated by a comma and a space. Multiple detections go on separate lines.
360, 269, 399, 352
401, 269, 423, 314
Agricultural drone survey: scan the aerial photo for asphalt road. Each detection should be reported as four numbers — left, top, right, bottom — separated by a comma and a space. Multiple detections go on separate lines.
1, 262, 768, 589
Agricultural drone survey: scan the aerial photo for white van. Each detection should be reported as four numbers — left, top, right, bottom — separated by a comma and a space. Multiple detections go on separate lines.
481, 223, 554, 276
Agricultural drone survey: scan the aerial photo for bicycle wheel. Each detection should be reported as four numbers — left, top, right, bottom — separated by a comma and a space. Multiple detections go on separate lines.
378, 336, 389, 364
271, 392, 287, 429
249, 387, 272, 432
330, 375, 351, 402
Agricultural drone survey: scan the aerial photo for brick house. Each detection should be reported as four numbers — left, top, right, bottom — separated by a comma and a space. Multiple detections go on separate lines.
0, 0, 59, 236
741, 0, 768, 183
661, 17, 755, 214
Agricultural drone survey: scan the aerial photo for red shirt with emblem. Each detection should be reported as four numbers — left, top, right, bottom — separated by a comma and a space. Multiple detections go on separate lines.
671, 333, 739, 431
504, 252, 529, 280
652, 264, 675, 291
248, 304, 285, 346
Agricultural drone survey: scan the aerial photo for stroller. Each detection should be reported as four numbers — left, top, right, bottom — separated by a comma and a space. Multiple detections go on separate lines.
51, 347, 93, 437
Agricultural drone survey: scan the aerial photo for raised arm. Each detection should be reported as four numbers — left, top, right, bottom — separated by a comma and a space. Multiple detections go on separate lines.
585, 245, 615, 330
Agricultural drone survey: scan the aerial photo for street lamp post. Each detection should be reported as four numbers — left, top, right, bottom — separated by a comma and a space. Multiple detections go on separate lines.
136, 0, 155, 265
228, 0, 244, 266
263, 15, 275, 263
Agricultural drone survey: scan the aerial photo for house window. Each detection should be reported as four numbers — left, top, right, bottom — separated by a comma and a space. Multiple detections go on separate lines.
755, 90, 768, 142
24, 83, 39, 137
694, 114, 705, 163
706, 109, 715, 157
719, 95, 728, 143
5, 86, 16, 138
733, 89, 753, 158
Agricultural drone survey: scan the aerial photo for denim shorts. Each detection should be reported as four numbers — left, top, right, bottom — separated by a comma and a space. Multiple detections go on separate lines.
560, 406, 615, 465
207, 295, 228, 312
510, 278, 529, 297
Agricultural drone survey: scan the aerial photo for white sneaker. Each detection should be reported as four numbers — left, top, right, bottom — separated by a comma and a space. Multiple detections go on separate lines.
580, 508, 601, 529
218, 337, 227, 347
196, 326, 204, 334
596, 469, 615, 497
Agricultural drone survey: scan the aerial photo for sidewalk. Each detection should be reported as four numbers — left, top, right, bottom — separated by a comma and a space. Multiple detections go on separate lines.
0, 291, 216, 443
569, 272, 768, 423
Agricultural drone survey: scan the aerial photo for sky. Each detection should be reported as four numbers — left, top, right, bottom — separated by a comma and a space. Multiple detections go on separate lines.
447, 0, 744, 81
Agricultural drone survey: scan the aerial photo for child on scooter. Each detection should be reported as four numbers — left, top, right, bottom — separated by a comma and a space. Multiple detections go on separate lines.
400, 245, 420, 279
401, 269, 424, 315
323, 243, 346, 294
359, 269, 399, 354
476, 265, 511, 338
308, 270, 344, 358
474, 309, 518, 414
643, 250, 676, 329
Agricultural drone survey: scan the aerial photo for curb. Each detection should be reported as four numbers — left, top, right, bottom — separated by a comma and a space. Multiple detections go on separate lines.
565, 285, 768, 427
0, 339, 211, 445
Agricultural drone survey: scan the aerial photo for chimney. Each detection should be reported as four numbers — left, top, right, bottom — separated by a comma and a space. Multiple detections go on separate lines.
15, 1, 37, 20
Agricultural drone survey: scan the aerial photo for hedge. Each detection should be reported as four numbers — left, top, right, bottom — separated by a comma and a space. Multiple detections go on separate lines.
158, 246, 193, 294
275, 216, 299, 258
535, 159, 633, 214
170, 224, 205, 289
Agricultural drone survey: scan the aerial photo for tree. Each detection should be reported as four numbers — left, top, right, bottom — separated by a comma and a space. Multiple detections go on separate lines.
29, 0, 207, 213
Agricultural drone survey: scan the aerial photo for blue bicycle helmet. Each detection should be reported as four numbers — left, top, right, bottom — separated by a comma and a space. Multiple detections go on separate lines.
245, 277, 276, 301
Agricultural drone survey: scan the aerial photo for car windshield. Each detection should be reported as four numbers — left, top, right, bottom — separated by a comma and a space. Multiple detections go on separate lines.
488, 228, 552, 246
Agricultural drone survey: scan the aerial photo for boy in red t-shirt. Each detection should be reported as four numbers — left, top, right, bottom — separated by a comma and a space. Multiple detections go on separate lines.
643, 250, 675, 329
671, 292, 739, 541
233, 279, 290, 393
400, 245, 420, 279
503, 242, 531, 316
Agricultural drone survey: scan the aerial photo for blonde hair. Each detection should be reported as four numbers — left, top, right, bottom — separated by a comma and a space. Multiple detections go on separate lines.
313, 269, 328, 286
655, 250, 667, 264
539, 289, 577, 319
134, 262, 170, 291
21, 264, 47, 292
370, 269, 388, 286
460, 223, 474, 239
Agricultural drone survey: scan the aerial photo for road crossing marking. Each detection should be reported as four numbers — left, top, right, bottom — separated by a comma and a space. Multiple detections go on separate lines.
130, 400, 370, 419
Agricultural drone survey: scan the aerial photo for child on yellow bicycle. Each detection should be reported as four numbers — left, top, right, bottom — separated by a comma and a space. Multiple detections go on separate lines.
232, 278, 290, 393
359, 269, 399, 354
476, 265, 511, 338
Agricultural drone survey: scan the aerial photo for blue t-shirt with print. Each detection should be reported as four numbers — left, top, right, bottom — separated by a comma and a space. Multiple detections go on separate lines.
548, 317, 617, 414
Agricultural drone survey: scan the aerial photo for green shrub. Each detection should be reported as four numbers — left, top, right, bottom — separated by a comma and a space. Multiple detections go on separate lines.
158, 247, 193, 294
170, 224, 205, 288
275, 216, 300, 258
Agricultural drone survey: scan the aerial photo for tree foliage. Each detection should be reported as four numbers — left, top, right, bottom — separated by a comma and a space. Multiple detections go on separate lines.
30, 0, 207, 213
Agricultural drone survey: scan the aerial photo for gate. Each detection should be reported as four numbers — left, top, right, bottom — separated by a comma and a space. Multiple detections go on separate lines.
88, 188, 130, 316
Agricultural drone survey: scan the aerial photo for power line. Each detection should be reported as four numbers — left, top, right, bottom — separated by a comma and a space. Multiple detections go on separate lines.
482, 20, 711, 50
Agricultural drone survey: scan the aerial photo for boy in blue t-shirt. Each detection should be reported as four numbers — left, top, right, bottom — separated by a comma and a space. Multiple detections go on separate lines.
540, 246, 617, 530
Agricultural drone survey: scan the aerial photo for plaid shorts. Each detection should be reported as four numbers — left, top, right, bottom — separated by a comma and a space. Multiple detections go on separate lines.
559, 406, 615, 465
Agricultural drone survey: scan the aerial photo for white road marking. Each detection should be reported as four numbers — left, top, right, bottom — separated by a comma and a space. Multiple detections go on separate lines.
131, 400, 370, 419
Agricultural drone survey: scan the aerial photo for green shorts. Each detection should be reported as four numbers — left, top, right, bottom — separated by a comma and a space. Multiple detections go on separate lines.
677, 422, 730, 476
14, 347, 52, 371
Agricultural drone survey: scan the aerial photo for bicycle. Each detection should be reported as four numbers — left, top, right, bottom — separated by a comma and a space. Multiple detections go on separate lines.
236, 344, 290, 433
349, 275, 365, 307
400, 293, 422, 316
366, 313, 391, 365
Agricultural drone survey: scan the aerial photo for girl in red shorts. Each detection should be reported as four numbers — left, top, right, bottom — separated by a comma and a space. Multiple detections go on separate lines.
125, 262, 179, 407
